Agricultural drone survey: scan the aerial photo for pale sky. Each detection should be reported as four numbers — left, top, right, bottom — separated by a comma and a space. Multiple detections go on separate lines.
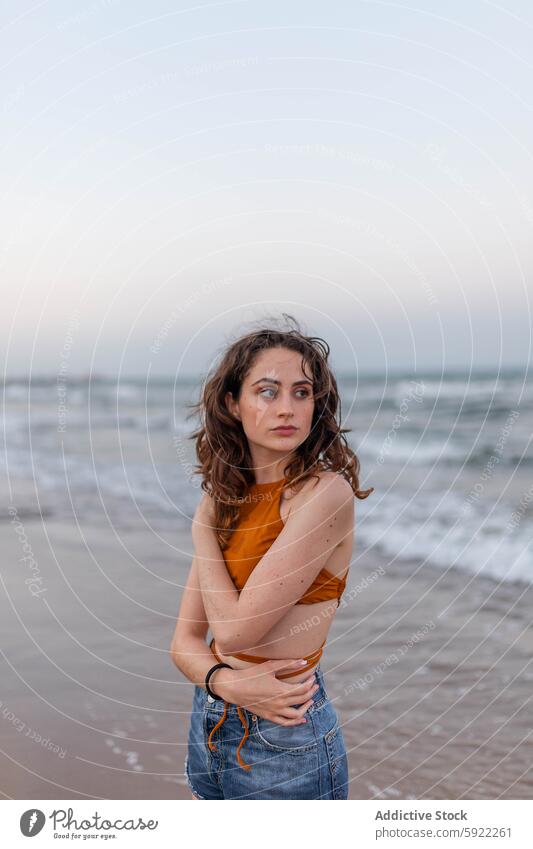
2, 0, 532, 377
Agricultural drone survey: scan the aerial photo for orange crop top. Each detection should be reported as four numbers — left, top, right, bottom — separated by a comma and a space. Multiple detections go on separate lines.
222, 476, 349, 604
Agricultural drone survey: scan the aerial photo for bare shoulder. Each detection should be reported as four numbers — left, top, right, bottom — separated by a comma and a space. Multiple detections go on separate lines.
312, 471, 354, 509
285, 470, 354, 516
315, 470, 354, 493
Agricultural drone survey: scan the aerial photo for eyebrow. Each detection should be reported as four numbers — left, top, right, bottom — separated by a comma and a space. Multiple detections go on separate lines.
251, 377, 314, 387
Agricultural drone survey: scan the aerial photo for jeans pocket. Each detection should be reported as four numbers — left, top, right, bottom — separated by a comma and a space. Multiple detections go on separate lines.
254, 716, 319, 753
324, 720, 349, 799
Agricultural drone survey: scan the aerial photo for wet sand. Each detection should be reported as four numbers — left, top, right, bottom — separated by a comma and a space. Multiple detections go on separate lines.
1, 510, 532, 800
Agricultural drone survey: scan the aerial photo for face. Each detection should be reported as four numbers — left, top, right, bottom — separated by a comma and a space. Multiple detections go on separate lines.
225, 347, 315, 474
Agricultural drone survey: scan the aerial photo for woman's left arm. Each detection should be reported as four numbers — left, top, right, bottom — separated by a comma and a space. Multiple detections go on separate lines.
193, 475, 354, 654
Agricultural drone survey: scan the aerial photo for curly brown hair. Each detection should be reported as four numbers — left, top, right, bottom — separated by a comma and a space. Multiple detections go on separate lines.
186, 314, 374, 549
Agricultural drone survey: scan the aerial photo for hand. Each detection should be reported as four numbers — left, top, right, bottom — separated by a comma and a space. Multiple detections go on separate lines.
210, 660, 320, 726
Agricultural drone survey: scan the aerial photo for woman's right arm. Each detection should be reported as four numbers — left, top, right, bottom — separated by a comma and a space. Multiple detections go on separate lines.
170, 556, 319, 725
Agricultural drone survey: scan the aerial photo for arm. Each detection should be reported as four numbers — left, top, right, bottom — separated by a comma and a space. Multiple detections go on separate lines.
193, 474, 354, 655
170, 557, 321, 721
169, 554, 235, 697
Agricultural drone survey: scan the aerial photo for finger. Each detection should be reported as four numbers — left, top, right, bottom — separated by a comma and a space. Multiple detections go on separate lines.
278, 673, 318, 694
266, 658, 310, 672
276, 699, 315, 720
279, 681, 320, 704
275, 675, 317, 699
268, 715, 303, 726
271, 701, 315, 725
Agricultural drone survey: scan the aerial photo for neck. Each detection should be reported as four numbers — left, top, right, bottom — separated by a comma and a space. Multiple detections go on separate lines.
253, 472, 286, 485
249, 451, 295, 485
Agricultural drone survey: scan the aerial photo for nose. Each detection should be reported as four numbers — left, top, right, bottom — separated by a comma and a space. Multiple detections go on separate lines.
276, 393, 295, 417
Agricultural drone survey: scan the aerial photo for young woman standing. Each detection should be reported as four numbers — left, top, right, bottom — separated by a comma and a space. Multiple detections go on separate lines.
171, 316, 373, 799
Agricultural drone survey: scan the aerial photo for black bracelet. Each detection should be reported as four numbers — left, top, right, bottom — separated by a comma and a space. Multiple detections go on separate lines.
205, 662, 233, 700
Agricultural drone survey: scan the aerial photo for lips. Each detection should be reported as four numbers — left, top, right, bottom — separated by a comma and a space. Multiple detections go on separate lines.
272, 426, 297, 433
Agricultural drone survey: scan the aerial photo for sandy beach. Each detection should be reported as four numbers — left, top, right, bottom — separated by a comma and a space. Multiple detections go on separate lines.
1, 506, 532, 800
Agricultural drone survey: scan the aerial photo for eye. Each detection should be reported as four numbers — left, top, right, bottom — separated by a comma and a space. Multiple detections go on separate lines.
258, 386, 311, 399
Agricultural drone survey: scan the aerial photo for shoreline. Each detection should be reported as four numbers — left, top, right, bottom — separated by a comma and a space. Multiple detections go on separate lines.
1, 517, 532, 799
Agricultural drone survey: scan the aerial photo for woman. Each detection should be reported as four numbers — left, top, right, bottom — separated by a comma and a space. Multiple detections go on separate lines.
171, 315, 373, 799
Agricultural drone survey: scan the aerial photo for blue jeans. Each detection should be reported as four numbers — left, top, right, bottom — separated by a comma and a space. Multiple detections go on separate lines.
184, 663, 349, 799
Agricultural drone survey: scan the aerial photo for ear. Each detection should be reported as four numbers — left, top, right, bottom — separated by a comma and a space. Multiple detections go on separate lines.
225, 391, 241, 421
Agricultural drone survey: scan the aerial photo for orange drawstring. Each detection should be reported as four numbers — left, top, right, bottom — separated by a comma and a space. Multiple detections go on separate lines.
235, 706, 251, 769
206, 700, 252, 770
206, 638, 324, 770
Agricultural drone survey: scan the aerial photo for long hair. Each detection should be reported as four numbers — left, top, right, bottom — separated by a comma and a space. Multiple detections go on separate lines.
186, 314, 374, 549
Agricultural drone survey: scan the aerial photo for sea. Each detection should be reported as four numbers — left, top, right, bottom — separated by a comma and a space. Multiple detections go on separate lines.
2, 368, 532, 586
